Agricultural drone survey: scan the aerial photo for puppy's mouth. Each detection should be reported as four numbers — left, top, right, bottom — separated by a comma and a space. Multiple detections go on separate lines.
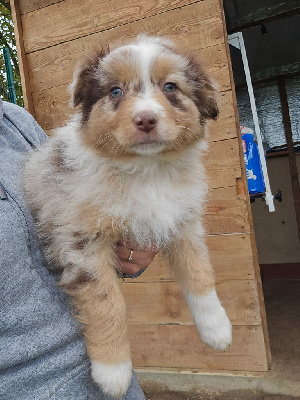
134, 138, 164, 145
129, 138, 166, 155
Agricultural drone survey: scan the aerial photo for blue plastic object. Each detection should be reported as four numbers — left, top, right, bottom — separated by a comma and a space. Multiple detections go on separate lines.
241, 126, 266, 195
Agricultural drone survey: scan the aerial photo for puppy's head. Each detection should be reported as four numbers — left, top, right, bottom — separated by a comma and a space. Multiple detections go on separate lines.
71, 35, 219, 158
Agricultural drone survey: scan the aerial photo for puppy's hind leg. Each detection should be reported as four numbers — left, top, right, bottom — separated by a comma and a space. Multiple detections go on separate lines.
62, 245, 132, 399
166, 221, 232, 351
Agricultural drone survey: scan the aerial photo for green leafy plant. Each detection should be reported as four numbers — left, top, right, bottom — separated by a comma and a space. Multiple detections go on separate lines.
0, 3, 23, 106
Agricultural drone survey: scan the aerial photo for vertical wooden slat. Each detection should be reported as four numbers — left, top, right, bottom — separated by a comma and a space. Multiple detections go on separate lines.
278, 76, 300, 242
9, 0, 35, 116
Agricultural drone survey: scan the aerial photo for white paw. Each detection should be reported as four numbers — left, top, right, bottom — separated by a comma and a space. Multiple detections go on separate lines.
91, 360, 132, 399
185, 289, 232, 351
198, 306, 232, 350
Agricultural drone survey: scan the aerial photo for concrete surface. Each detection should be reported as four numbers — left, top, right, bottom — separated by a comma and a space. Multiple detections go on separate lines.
137, 280, 300, 399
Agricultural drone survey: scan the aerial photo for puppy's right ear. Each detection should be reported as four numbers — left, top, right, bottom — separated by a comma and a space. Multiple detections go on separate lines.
69, 50, 107, 120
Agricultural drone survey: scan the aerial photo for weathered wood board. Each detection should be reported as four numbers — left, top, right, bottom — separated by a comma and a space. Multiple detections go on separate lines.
21, 0, 223, 53
121, 280, 262, 326
129, 325, 268, 371
138, 233, 256, 282
11, 0, 270, 373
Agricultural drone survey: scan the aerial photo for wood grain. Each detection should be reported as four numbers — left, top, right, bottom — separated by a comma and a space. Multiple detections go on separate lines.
207, 90, 238, 142
19, 0, 201, 15
22, 0, 223, 53
19, 0, 63, 15
121, 280, 261, 326
205, 186, 250, 235
130, 233, 256, 283
32, 84, 71, 129
129, 324, 268, 371
27, 40, 229, 95
204, 138, 242, 189
207, 234, 255, 280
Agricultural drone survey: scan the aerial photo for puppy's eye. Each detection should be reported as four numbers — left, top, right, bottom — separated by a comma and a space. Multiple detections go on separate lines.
110, 87, 124, 98
163, 82, 177, 93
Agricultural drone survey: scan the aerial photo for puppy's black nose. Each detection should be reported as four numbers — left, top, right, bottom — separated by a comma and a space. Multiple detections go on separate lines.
134, 112, 157, 133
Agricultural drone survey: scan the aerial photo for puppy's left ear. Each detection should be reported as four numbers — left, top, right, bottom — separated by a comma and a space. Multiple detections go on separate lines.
186, 58, 219, 121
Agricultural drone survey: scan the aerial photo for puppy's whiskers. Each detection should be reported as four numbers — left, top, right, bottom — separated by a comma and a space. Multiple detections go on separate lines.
100, 134, 115, 151
91, 132, 116, 152
177, 125, 202, 136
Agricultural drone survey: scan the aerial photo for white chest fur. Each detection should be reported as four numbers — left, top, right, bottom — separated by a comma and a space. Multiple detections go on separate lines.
63, 130, 208, 248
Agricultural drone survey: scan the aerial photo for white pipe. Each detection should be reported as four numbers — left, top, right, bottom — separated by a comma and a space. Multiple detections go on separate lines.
228, 32, 275, 212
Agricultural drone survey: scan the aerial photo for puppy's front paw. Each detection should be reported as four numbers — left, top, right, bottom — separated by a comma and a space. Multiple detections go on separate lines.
91, 360, 132, 399
185, 289, 232, 351
198, 307, 232, 351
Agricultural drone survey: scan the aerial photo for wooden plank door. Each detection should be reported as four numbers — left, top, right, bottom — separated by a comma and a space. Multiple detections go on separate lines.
11, 0, 271, 372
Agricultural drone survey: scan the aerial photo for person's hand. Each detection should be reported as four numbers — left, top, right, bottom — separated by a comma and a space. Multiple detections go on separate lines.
115, 242, 158, 277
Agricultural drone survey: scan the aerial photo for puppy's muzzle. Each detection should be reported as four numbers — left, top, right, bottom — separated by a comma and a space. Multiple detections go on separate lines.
133, 111, 157, 133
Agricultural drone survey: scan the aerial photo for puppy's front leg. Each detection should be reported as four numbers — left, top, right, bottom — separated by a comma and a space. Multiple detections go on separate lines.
62, 245, 132, 399
167, 222, 232, 351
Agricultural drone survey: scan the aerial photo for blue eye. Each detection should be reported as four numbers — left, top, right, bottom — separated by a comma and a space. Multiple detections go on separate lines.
110, 87, 124, 98
163, 82, 177, 93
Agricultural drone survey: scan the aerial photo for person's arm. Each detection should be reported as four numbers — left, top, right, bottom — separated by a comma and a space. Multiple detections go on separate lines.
0, 100, 148, 400
2, 100, 47, 148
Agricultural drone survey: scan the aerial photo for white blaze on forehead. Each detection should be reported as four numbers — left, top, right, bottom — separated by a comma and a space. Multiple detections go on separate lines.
129, 40, 167, 116
134, 42, 162, 80
118, 40, 163, 81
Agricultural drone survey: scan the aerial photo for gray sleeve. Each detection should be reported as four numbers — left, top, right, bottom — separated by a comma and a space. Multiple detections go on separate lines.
2, 101, 48, 148
0, 101, 146, 400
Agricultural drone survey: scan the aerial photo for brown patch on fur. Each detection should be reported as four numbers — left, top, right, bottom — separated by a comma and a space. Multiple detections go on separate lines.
164, 93, 187, 111
51, 141, 73, 173
150, 53, 183, 84
160, 42, 219, 121
150, 90, 205, 153
185, 57, 219, 120
75, 200, 125, 241
51, 147, 63, 168
149, 51, 193, 99
72, 50, 108, 123
62, 270, 96, 291
73, 238, 90, 250
80, 95, 138, 159
101, 48, 143, 87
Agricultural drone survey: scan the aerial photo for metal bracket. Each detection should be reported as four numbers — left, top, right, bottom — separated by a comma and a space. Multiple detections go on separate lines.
228, 32, 275, 212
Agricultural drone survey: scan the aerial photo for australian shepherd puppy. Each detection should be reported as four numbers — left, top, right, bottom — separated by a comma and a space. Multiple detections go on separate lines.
24, 35, 232, 398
